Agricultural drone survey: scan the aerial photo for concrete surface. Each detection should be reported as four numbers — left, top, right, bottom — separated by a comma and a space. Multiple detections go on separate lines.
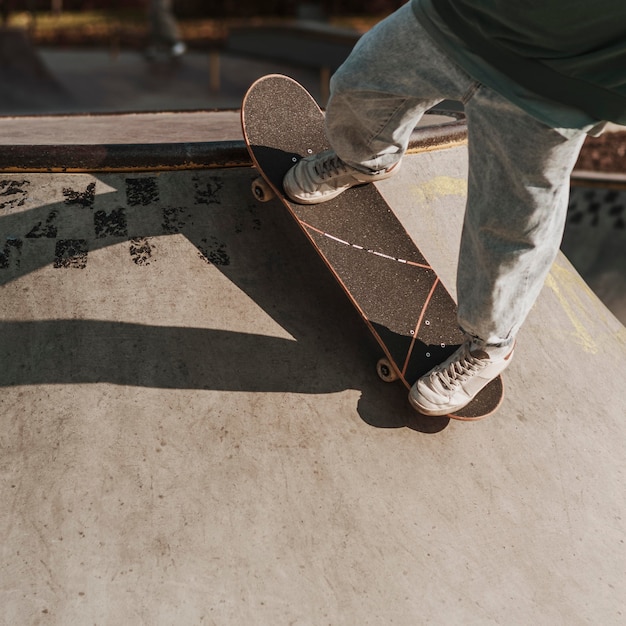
564, 185, 626, 325
0, 110, 243, 145
0, 130, 625, 624
0, 34, 624, 625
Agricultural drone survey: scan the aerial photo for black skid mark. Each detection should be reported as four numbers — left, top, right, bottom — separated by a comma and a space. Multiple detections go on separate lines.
0, 237, 23, 269
126, 177, 159, 206
94, 208, 128, 239
63, 182, 96, 208
0, 180, 30, 211
569, 188, 626, 230
193, 175, 224, 205
162, 206, 191, 234
234, 202, 262, 235
129, 237, 154, 266
197, 237, 230, 266
248, 201, 262, 231
26, 210, 59, 239
608, 202, 625, 229
54, 240, 88, 269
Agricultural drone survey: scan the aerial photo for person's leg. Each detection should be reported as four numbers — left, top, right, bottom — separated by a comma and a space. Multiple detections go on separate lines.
409, 87, 587, 417
284, 4, 479, 202
283, 4, 588, 417
458, 87, 587, 346
325, 3, 474, 172
148, 0, 184, 53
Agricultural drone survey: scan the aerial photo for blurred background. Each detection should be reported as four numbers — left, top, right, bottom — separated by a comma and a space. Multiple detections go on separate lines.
0, 0, 405, 115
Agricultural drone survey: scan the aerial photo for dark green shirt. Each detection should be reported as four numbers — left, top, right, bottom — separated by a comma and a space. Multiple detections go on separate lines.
412, 0, 626, 125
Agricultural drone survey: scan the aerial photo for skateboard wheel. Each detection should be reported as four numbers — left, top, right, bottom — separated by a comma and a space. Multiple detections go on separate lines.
376, 358, 399, 383
251, 177, 275, 202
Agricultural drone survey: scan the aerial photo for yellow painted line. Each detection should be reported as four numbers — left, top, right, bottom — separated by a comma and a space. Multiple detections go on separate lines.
545, 270, 597, 354
410, 175, 467, 204
544, 261, 626, 354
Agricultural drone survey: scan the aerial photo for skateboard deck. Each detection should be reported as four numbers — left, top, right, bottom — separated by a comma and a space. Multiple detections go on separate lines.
241, 74, 503, 420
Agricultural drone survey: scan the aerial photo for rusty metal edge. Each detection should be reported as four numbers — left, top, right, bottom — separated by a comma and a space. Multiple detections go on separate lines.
0, 141, 250, 173
571, 169, 626, 190
406, 119, 467, 154
0, 118, 468, 174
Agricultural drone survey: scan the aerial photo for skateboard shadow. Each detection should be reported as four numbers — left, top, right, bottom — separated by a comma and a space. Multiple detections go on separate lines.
0, 169, 449, 434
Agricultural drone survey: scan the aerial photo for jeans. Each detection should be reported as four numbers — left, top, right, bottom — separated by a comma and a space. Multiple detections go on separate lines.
325, 3, 587, 347
149, 0, 180, 47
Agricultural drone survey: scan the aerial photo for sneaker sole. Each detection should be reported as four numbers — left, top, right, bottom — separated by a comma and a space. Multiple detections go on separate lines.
408, 393, 496, 420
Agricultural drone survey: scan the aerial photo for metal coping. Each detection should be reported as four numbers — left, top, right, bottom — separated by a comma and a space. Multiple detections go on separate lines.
0, 114, 468, 174
571, 170, 626, 190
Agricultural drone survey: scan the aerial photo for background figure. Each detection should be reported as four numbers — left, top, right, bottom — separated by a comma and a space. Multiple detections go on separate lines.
147, 0, 186, 59
0, 0, 9, 27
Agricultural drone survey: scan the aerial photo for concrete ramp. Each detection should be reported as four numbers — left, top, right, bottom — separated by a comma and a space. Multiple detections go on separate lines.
563, 181, 626, 325
0, 120, 624, 624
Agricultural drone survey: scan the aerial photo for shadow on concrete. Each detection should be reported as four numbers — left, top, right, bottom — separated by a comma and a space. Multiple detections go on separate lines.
0, 168, 448, 434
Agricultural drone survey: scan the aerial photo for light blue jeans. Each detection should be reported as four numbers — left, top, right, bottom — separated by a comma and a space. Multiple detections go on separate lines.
149, 0, 181, 47
325, 3, 587, 347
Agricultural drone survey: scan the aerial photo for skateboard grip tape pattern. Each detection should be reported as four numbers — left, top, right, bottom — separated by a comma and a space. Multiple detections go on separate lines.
242, 74, 503, 420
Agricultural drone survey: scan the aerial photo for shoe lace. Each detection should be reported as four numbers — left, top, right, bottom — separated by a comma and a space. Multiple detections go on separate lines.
432, 345, 488, 392
314, 153, 348, 180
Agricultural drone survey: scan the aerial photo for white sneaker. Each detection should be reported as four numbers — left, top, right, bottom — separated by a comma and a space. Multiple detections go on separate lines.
144, 42, 186, 61
170, 42, 187, 57
408, 340, 514, 417
283, 150, 399, 204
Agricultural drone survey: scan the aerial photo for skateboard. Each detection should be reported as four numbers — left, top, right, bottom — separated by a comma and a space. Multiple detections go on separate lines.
241, 74, 503, 420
